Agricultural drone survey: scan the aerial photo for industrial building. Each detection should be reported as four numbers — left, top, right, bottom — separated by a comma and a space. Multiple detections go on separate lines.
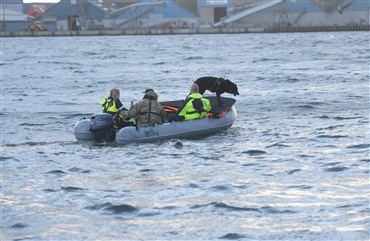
0, 0, 369, 32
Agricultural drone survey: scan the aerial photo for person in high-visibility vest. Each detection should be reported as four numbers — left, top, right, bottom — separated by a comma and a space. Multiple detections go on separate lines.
168, 83, 212, 122
99, 88, 123, 115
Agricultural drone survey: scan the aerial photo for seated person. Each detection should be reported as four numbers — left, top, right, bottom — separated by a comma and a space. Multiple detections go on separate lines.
169, 83, 212, 122
121, 89, 165, 127
99, 88, 134, 128
99, 88, 123, 115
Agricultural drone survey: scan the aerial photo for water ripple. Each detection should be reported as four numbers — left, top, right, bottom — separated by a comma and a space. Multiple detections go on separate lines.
2, 32, 368, 241
85, 202, 139, 215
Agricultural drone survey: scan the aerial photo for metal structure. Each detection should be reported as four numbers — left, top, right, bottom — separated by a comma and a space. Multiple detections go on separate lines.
337, 0, 355, 14
311, 0, 345, 13
274, 0, 291, 27
213, 0, 283, 27
108, 2, 166, 29
291, 6, 306, 26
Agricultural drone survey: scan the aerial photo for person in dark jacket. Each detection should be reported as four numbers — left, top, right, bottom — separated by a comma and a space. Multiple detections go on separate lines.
121, 89, 165, 127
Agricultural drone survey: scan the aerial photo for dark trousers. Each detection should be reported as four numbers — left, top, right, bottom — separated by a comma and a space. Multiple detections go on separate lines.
167, 113, 185, 122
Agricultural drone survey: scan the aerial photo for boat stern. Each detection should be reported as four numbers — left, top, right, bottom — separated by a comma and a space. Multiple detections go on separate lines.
74, 118, 93, 141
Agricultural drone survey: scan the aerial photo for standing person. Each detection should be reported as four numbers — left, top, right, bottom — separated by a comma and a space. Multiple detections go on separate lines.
170, 83, 212, 121
121, 88, 165, 127
99, 88, 123, 115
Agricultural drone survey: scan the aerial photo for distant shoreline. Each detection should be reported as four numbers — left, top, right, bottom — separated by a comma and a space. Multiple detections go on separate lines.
1, 25, 369, 37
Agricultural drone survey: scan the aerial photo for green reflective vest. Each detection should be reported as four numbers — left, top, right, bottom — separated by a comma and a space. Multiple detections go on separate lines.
99, 97, 118, 114
178, 93, 212, 120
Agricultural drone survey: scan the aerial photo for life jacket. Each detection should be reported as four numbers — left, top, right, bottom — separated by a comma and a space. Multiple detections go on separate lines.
99, 97, 118, 114
122, 91, 164, 127
139, 94, 162, 123
178, 93, 212, 120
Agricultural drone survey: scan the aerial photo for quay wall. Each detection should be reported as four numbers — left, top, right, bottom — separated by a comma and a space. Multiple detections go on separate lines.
1, 25, 369, 37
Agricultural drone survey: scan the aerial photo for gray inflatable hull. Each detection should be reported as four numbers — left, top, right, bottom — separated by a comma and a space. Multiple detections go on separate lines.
74, 106, 237, 145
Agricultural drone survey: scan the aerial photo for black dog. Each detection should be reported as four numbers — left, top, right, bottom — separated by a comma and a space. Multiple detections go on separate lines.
194, 76, 239, 106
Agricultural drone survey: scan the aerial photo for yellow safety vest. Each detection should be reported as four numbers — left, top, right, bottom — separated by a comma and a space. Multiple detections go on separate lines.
99, 98, 118, 114
178, 93, 212, 120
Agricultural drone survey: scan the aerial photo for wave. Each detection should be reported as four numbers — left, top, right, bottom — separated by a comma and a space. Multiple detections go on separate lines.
184, 56, 204, 60
84, 202, 139, 215
191, 202, 262, 213
316, 134, 348, 138
208, 184, 246, 193
285, 77, 303, 82
242, 150, 266, 156
316, 125, 345, 130
46, 170, 67, 175
0, 156, 21, 162
287, 169, 301, 175
3, 141, 78, 148
266, 143, 290, 148
43, 188, 59, 192
359, 159, 370, 163
219, 233, 248, 240
324, 166, 349, 172
346, 144, 370, 149
153, 61, 166, 65
191, 202, 297, 214
252, 57, 279, 62
101, 54, 118, 59
333, 116, 363, 120
288, 104, 315, 109
288, 185, 313, 190
11, 223, 28, 229
317, 115, 330, 119
61, 186, 87, 192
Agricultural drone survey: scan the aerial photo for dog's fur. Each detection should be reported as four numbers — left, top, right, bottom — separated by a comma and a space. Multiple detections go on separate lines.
194, 76, 239, 106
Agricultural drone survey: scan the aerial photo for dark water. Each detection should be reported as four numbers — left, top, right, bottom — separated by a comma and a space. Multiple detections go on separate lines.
1, 32, 369, 240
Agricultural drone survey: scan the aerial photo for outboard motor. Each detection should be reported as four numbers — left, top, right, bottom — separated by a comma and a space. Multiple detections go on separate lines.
90, 113, 115, 142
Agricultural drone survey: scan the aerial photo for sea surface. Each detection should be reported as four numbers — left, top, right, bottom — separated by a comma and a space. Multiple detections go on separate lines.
1, 31, 369, 241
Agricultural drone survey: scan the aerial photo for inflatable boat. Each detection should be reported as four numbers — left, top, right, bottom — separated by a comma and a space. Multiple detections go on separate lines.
74, 96, 237, 145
